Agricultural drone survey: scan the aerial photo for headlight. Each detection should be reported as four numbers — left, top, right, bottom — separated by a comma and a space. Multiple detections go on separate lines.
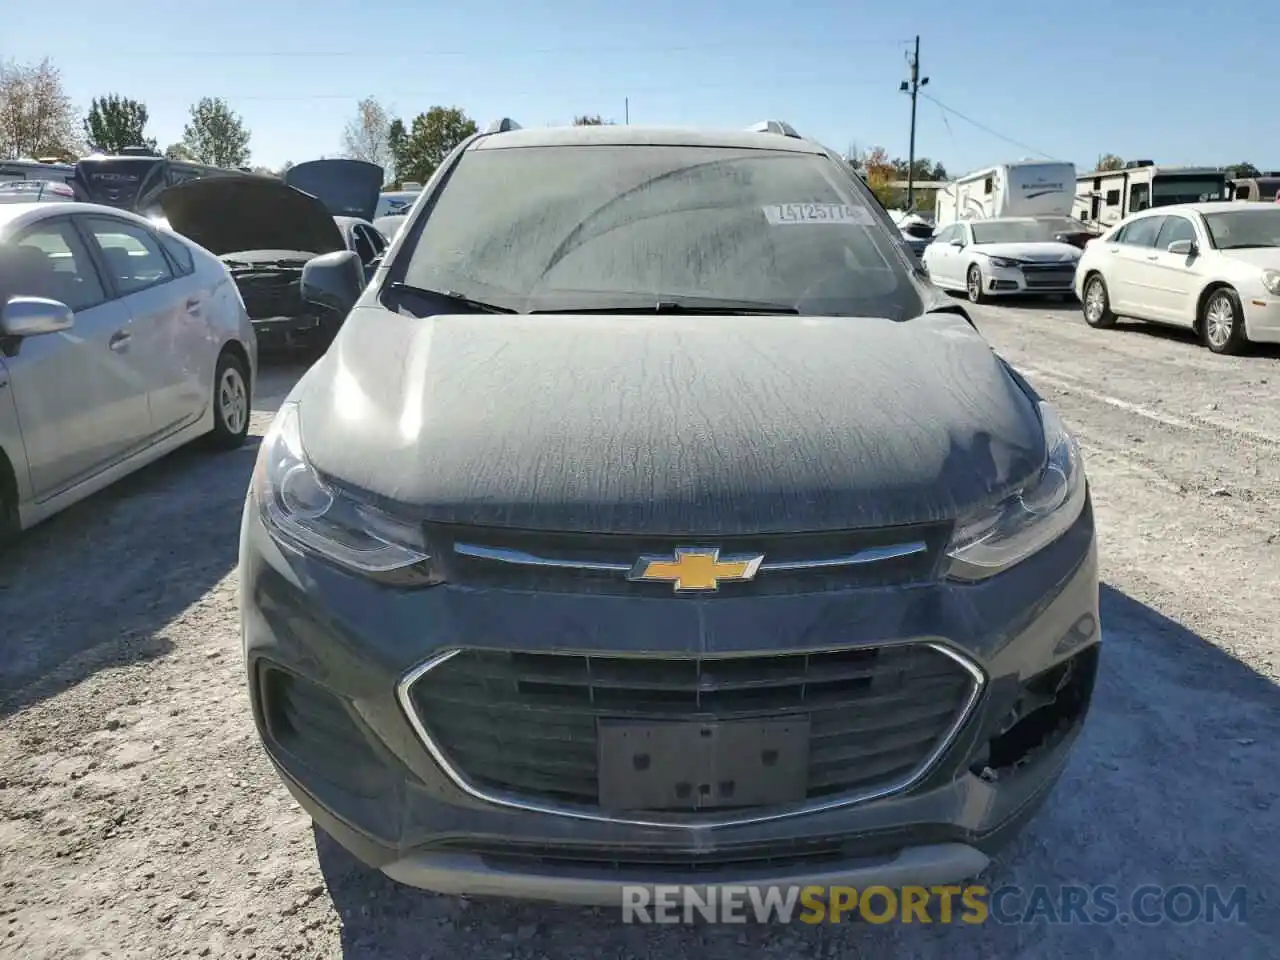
251, 402, 439, 583
1262, 269, 1280, 296
945, 401, 1087, 581
987, 257, 1021, 269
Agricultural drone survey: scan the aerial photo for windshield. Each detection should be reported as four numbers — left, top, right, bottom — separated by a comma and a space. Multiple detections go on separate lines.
394, 144, 918, 317
970, 219, 1075, 244
1152, 176, 1225, 205
1202, 208, 1280, 249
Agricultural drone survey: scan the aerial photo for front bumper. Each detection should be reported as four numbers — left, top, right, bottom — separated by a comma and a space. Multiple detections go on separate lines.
1243, 293, 1280, 344
984, 263, 1078, 296
239, 497, 1101, 903
250, 312, 341, 352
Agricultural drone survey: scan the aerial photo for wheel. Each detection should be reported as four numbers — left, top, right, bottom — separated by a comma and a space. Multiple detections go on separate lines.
966, 265, 987, 304
1201, 287, 1249, 355
1081, 274, 1116, 329
206, 350, 251, 450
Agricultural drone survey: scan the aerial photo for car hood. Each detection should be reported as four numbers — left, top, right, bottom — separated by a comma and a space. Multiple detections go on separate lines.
285, 158, 383, 221
293, 309, 1046, 534
974, 241, 1081, 262
154, 175, 345, 256
1218, 247, 1280, 270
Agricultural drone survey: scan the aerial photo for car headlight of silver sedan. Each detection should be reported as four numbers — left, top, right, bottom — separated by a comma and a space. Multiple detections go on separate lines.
1262, 269, 1280, 296
987, 256, 1021, 269
251, 402, 440, 583
945, 401, 1087, 581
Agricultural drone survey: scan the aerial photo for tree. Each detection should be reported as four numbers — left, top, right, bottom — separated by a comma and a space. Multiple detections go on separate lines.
860, 146, 902, 209
396, 106, 477, 185
164, 142, 194, 161
387, 118, 408, 185
181, 97, 251, 167
84, 94, 155, 154
891, 157, 945, 182
1227, 162, 1260, 179
341, 96, 392, 172
0, 57, 80, 159
573, 114, 607, 125
1095, 153, 1124, 172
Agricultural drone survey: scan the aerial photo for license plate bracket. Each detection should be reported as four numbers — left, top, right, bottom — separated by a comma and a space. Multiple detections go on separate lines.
597, 717, 810, 812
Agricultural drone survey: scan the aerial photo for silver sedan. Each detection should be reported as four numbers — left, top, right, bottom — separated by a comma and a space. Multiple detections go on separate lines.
0, 201, 257, 542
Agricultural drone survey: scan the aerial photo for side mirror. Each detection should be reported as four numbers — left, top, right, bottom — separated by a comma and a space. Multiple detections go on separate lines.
1167, 239, 1196, 256
1, 296, 75, 337
950, 237, 965, 247
301, 250, 365, 315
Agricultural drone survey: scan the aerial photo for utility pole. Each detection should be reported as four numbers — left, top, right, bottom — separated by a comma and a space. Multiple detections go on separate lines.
625, 98, 630, 125
899, 36, 929, 211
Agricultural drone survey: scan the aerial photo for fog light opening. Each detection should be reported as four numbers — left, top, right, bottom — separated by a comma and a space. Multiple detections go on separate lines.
974, 644, 1099, 778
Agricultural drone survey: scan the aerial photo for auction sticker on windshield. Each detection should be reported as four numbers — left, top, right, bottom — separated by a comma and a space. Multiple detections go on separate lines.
763, 203, 876, 225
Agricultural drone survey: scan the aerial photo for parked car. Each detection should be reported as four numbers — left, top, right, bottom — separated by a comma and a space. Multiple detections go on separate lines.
239, 119, 1100, 904
372, 214, 407, 244
0, 201, 256, 543
1075, 200, 1280, 354
922, 217, 1083, 302
152, 162, 386, 354
896, 212, 935, 260
0, 179, 78, 204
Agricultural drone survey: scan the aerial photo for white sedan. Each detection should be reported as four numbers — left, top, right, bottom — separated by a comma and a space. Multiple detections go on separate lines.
921, 217, 1083, 303
0, 201, 257, 542
1074, 201, 1280, 355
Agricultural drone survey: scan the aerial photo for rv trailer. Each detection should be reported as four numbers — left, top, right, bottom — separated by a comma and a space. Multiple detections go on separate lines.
934, 160, 1076, 227
1073, 161, 1227, 229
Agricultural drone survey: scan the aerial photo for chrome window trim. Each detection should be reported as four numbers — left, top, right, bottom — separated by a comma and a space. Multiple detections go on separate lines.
394, 640, 987, 831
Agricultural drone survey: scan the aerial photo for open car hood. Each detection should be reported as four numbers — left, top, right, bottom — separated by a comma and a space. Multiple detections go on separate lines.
285, 158, 383, 221
154, 174, 345, 257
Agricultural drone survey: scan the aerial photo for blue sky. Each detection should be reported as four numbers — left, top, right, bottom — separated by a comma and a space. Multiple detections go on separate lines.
7, 0, 1279, 175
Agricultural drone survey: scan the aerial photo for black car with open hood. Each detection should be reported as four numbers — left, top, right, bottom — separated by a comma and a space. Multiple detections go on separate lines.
155, 172, 356, 354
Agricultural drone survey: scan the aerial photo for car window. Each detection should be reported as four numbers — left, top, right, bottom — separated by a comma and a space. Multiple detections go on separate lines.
83, 217, 175, 294
1117, 216, 1164, 248
352, 225, 377, 264
1201, 207, 1280, 250
1, 219, 107, 310
933, 225, 954, 244
157, 231, 195, 276
1154, 216, 1196, 249
395, 144, 921, 318
366, 226, 387, 254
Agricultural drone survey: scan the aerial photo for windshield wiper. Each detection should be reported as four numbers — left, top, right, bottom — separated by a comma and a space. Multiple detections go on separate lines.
530, 298, 799, 316
385, 282, 516, 314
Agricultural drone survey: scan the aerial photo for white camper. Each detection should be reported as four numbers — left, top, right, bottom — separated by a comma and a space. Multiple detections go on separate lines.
1072, 162, 1228, 229
934, 160, 1077, 227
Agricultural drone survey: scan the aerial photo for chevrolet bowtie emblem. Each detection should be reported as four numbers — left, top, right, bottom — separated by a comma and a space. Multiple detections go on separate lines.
629, 547, 765, 593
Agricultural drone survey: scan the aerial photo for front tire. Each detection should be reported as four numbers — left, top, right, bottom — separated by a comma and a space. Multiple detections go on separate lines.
1201, 287, 1249, 355
966, 265, 987, 304
1081, 274, 1116, 329
206, 351, 251, 450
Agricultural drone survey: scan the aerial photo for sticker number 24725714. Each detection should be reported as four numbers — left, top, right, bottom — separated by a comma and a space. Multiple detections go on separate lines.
762, 203, 877, 225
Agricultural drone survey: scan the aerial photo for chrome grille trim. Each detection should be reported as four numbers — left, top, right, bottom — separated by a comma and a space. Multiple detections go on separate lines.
452, 540, 930, 577
394, 641, 986, 830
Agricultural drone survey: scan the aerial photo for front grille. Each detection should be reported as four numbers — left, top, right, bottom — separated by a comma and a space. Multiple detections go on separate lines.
233, 270, 305, 320
405, 644, 978, 818
426, 522, 952, 597
1021, 263, 1076, 288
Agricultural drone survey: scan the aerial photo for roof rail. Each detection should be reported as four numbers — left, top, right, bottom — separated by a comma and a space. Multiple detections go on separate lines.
747, 119, 801, 139
484, 118, 523, 134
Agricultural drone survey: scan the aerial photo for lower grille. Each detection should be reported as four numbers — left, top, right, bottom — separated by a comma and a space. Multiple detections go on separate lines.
1021, 264, 1076, 288
403, 644, 980, 820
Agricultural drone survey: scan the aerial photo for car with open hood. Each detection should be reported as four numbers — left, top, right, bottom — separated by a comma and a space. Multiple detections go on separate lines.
922, 217, 1083, 302
239, 119, 1100, 905
153, 159, 385, 353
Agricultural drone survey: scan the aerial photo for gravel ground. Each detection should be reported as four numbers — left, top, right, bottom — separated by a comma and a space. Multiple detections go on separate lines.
1, 304, 1278, 959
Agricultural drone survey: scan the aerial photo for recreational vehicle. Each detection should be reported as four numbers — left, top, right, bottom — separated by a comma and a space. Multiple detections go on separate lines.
1228, 173, 1280, 202
1072, 161, 1227, 229
934, 160, 1076, 227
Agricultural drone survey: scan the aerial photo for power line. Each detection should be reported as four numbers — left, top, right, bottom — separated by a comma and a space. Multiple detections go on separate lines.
86, 39, 903, 60
918, 92, 1057, 160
